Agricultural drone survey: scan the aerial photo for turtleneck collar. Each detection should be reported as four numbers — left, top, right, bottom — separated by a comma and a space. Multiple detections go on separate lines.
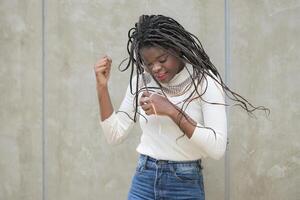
160, 63, 193, 87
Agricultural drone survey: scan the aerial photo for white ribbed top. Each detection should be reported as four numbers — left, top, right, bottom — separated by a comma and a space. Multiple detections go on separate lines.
99, 65, 227, 161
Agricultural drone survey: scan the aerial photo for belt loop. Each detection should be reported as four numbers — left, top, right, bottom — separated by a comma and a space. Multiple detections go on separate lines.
143, 155, 149, 170
169, 163, 175, 173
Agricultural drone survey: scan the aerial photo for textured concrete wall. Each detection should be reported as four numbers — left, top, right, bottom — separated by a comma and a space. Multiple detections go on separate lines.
229, 0, 300, 199
0, 0, 299, 200
0, 0, 43, 200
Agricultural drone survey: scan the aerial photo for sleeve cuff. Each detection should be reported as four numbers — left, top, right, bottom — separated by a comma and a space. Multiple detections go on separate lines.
99, 111, 116, 127
189, 123, 205, 145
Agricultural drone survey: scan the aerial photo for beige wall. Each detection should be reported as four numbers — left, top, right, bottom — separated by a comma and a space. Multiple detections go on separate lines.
229, 0, 300, 199
0, 0, 299, 200
0, 0, 43, 200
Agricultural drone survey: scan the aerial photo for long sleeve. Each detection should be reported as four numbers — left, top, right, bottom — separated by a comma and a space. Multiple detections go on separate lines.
99, 82, 136, 145
189, 73, 228, 160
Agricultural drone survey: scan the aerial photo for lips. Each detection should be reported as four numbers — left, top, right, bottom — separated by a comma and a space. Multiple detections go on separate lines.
156, 73, 168, 81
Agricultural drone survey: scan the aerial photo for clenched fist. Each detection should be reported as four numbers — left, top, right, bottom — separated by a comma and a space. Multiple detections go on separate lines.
94, 55, 112, 88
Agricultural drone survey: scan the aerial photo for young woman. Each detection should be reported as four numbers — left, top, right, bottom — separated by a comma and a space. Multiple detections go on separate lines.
94, 15, 268, 200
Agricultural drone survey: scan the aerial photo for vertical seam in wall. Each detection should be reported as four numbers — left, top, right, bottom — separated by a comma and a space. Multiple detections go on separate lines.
224, 0, 230, 200
42, 0, 47, 200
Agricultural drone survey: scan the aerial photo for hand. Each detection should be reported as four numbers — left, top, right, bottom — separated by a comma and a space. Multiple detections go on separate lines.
139, 91, 175, 116
94, 55, 112, 88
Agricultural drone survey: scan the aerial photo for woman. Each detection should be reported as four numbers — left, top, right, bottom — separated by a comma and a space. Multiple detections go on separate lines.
94, 15, 268, 200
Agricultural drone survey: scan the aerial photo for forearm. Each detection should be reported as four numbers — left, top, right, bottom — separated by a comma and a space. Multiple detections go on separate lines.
168, 107, 197, 138
97, 85, 114, 121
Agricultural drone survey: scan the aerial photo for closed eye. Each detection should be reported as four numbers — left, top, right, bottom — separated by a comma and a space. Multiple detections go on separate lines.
159, 55, 169, 63
143, 53, 168, 68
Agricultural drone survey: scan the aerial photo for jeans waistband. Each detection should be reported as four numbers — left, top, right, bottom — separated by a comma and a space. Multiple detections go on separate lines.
139, 154, 203, 169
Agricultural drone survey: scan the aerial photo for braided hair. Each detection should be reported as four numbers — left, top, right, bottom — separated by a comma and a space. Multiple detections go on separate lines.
118, 14, 270, 126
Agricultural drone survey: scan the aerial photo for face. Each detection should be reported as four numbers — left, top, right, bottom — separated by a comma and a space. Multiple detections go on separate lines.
140, 47, 184, 83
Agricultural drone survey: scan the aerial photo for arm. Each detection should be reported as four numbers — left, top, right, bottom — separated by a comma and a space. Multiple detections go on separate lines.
189, 74, 227, 160
168, 107, 197, 138
94, 55, 114, 121
97, 86, 114, 121
94, 56, 135, 144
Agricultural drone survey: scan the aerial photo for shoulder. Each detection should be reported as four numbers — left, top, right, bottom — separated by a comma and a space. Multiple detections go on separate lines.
201, 70, 222, 89
200, 70, 225, 101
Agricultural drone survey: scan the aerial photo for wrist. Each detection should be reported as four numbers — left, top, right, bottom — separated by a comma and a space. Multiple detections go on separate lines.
97, 84, 109, 97
97, 83, 108, 91
167, 105, 180, 119
168, 107, 196, 138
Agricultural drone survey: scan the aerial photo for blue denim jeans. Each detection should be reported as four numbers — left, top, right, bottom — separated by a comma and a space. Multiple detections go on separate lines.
128, 154, 205, 200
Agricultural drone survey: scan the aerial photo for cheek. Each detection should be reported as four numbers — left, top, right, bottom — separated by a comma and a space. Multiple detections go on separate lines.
166, 59, 182, 73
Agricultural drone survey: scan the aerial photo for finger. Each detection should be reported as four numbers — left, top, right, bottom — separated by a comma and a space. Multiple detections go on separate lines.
149, 93, 155, 98
144, 108, 153, 116
103, 55, 112, 63
139, 95, 147, 105
98, 59, 110, 67
94, 61, 106, 68
95, 62, 111, 73
139, 99, 145, 106
140, 96, 152, 106
144, 97, 151, 104
142, 91, 151, 97
96, 56, 107, 63
107, 56, 112, 63
141, 103, 152, 111
95, 65, 109, 72
95, 67, 110, 76
96, 57, 111, 66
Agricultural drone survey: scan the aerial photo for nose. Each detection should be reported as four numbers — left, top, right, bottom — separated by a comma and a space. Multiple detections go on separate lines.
151, 62, 162, 73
